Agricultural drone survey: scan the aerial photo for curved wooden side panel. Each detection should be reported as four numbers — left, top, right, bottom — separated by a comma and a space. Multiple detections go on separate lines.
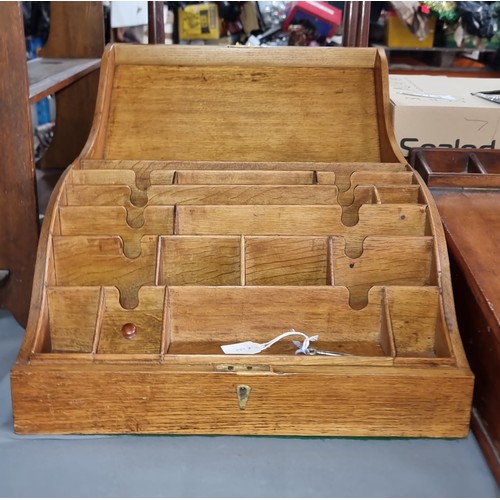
80, 44, 117, 161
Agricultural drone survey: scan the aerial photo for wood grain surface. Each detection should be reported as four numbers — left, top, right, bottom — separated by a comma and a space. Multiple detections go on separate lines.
11, 365, 473, 436
11, 45, 473, 437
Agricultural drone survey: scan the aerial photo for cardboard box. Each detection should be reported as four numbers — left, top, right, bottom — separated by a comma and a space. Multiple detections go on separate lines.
389, 75, 500, 157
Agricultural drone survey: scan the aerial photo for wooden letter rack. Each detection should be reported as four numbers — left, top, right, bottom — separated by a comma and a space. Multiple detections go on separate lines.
11, 45, 473, 436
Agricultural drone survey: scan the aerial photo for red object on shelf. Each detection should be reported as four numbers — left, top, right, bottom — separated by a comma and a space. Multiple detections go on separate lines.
282, 1, 343, 39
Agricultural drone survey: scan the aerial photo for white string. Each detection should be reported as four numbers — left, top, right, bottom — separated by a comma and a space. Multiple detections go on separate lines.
221, 330, 318, 355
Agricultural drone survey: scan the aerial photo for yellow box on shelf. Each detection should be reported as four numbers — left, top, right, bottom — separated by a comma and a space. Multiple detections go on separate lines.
385, 12, 436, 48
179, 3, 220, 41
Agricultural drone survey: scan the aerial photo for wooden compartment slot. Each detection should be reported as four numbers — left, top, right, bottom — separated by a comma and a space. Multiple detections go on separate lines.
46, 286, 101, 353
64, 184, 133, 207
58, 206, 174, 258
373, 185, 420, 203
473, 153, 500, 174
177, 205, 341, 235
65, 183, 340, 207
411, 149, 500, 188
317, 171, 414, 203
332, 236, 435, 309
53, 235, 157, 309
97, 286, 166, 355
69, 169, 153, 206
245, 236, 330, 286
386, 286, 452, 360
166, 286, 393, 357
177, 204, 428, 257
83, 159, 408, 175
148, 184, 339, 206
174, 169, 315, 185
80, 160, 177, 189
341, 185, 420, 225
159, 236, 241, 286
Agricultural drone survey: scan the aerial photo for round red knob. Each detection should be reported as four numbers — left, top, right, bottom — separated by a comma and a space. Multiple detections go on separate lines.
121, 323, 137, 340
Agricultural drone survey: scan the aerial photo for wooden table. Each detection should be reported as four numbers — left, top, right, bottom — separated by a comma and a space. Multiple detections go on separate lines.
411, 148, 500, 486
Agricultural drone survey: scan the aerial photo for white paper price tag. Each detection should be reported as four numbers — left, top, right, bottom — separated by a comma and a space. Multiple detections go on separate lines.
221, 341, 264, 355
220, 331, 319, 355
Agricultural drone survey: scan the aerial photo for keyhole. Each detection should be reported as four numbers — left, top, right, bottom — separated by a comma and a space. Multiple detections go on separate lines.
236, 384, 251, 410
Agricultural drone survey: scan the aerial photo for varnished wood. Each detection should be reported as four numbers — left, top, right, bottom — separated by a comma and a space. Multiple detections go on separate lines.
58, 206, 174, 257
168, 286, 388, 346
65, 183, 340, 206
104, 65, 380, 163
53, 236, 158, 308
11, 45, 473, 437
160, 236, 241, 286
332, 236, 434, 308
47, 287, 101, 352
38, 1, 104, 169
98, 287, 165, 354
82, 159, 409, 175
245, 237, 329, 286
148, 1, 165, 45
11, 365, 473, 436
410, 147, 499, 484
174, 170, 315, 185
0, 3, 40, 326
41, 2, 104, 58
28, 58, 101, 104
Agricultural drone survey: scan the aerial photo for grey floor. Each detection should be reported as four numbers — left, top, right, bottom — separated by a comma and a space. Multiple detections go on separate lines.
0, 308, 498, 498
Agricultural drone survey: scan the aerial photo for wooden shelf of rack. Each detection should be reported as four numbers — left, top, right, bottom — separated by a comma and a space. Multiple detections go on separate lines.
28, 57, 101, 104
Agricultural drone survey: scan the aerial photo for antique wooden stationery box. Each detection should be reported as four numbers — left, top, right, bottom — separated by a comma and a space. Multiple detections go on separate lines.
11, 45, 474, 436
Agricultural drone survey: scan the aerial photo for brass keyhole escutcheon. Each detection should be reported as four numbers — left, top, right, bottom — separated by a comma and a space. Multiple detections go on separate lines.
236, 384, 251, 410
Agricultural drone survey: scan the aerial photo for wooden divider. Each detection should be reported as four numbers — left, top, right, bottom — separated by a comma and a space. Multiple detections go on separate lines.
47, 286, 101, 353
58, 205, 174, 257
332, 236, 434, 308
174, 169, 315, 185
64, 182, 419, 211
244, 236, 330, 286
318, 171, 415, 204
69, 169, 151, 206
97, 286, 166, 354
386, 286, 451, 359
80, 161, 177, 190
65, 184, 133, 207
52, 235, 158, 309
341, 185, 420, 225
43, 283, 447, 361
166, 286, 390, 356
159, 236, 241, 286
176, 204, 427, 257
47, 162, 437, 360
148, 185, 339, 206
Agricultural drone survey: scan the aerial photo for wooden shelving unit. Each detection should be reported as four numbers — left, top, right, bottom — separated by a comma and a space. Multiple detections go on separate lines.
0, 2, 104, 327
28, 57, 100, 104
375, 45, 500, 77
